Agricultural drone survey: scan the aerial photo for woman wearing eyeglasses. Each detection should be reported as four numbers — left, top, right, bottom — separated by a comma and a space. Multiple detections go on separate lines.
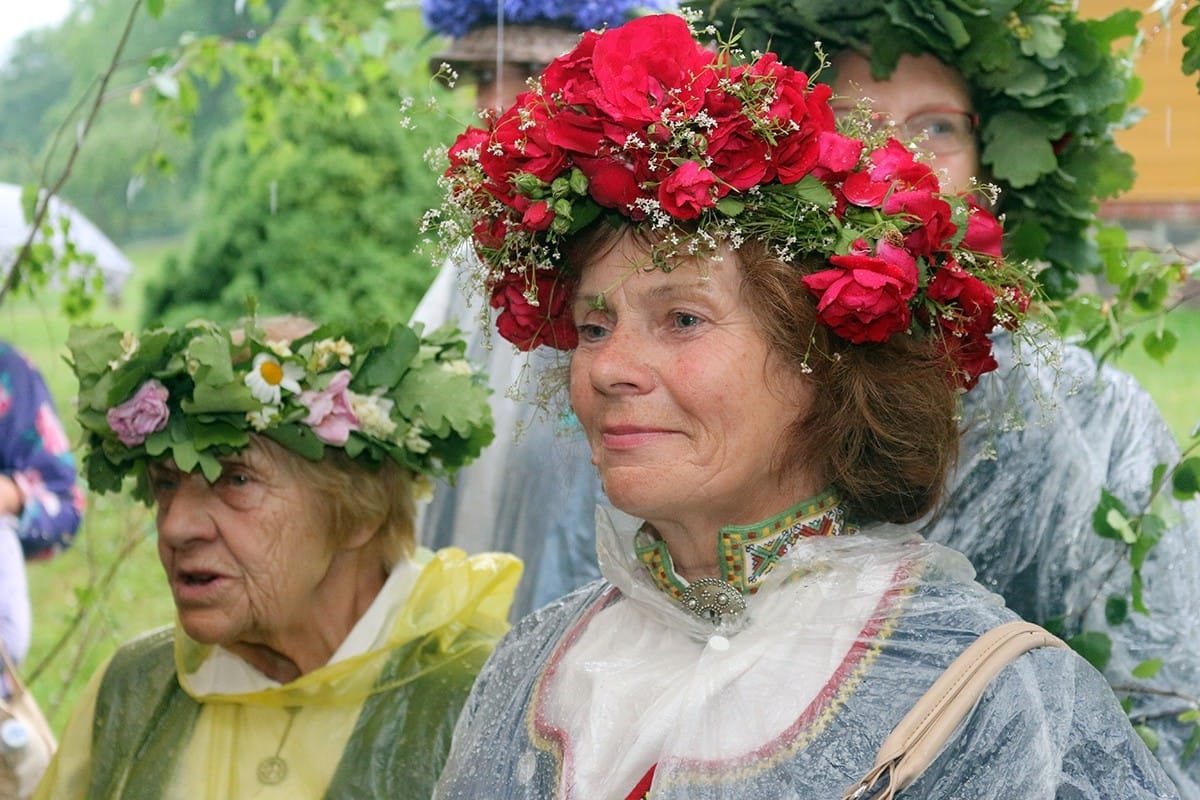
829, 53, 979, 193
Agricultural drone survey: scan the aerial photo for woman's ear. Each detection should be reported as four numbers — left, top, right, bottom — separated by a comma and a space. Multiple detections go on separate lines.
339, 513, 386, 552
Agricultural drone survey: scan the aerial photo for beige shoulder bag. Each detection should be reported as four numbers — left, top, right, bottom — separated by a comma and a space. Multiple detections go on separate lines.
842, 620, 1068, 800
0, 643, 57, 800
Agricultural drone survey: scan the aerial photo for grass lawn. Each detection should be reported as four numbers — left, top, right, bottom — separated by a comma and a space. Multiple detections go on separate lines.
2, 237, 180, 731
1111, 305, 1200, 445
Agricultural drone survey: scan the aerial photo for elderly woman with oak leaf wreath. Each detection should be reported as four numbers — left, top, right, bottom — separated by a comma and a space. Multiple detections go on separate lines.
428, 14, 1177, 799
34, 317, 518, 800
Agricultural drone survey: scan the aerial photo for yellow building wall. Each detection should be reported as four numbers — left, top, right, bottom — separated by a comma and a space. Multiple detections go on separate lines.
1082, 1, 1200, 206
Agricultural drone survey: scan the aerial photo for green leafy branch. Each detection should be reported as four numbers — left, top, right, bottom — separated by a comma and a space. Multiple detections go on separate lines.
0, 0, 156, 315
1046, 222, 1199, 368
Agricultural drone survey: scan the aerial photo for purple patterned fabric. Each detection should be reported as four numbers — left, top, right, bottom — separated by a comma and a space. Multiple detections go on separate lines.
0, 340, 83, 559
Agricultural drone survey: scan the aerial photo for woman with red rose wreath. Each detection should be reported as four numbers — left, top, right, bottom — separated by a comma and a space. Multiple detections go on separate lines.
429, 15, 1176, 798
686, 2, 1200, 793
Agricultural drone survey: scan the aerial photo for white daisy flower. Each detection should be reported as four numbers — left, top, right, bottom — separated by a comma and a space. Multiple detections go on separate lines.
244, 353, 304, 405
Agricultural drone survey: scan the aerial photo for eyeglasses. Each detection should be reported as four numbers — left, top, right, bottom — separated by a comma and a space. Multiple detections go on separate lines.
833, 107, 979, 156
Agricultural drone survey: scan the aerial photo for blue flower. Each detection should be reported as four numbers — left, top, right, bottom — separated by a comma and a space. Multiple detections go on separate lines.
421, 0, 676, 39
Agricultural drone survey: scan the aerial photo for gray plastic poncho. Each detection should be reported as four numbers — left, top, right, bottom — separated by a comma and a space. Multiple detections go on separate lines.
412, 256, 605, 619
414, 257, 1200, 792
930, 331, 1200, 796
434, 503, 1178, 799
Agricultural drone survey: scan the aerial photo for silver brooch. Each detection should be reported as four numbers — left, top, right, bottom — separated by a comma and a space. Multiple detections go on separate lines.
679, 577, 747, 622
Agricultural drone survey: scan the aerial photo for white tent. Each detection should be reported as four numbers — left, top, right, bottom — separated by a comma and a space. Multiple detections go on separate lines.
0, 182, 133, 297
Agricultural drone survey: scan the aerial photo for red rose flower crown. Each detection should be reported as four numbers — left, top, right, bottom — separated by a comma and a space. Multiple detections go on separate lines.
424, 13, 1036, 389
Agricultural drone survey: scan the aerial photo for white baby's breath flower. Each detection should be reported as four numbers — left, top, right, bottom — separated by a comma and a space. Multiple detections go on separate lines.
246, 406, 278, 431
411, 474, 435, 504
441, 359, 474, 377
402, 419, 432, 454
109, 331, 141, 369
311, 337, 355, 370
349, 392, 397, 439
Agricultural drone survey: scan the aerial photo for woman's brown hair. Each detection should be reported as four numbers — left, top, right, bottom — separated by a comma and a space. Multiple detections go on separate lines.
738, 239, 960, 524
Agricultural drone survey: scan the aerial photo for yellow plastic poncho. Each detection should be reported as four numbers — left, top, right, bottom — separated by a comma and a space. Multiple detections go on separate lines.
35, 547, 520, 800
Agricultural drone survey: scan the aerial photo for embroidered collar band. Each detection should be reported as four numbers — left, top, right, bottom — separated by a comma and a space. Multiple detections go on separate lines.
635, 491, 850, 624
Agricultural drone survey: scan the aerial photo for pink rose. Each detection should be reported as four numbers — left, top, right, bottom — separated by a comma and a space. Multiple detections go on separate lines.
490, 270, 579, 351
106, 379, 170, 447
299, 370, 360, 446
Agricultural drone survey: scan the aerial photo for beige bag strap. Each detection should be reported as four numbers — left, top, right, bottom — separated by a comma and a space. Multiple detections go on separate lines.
0, 638, 31, 702
842, 620, 1068, 800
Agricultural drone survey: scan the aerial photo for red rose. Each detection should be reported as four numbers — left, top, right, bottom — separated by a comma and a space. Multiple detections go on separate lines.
935, 328, 998, 391
707, 112, 772, 191
577, 154, 643, 212
802, 248, 919, 343
884, 189, 956, 257
446, 127, 488, 171
521, 200, 555, 232
490, 271, 579, 351
868, 140, 938, 190
590, 15, 716, 125
816, 131, 863, 175
540, 30, 599, 98
963, 200, 1004, 258
842, 170, 891, 208
927, 264, 997, 335
657, 161, 718, 219
481, 102, 567, 184
546, 107, 609, 155
472, 216, 509, 251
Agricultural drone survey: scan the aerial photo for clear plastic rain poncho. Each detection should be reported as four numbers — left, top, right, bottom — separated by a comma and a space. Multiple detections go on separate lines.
930, 331, 1200, 796
34, 548, 520, 800
414, 255, 1200, 793
412, 255, 605, 619
435, 502, 1179, 799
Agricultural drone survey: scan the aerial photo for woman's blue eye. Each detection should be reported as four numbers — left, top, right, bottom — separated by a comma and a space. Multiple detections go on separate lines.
577, 323, 608, 340
673, 312, 702, 328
